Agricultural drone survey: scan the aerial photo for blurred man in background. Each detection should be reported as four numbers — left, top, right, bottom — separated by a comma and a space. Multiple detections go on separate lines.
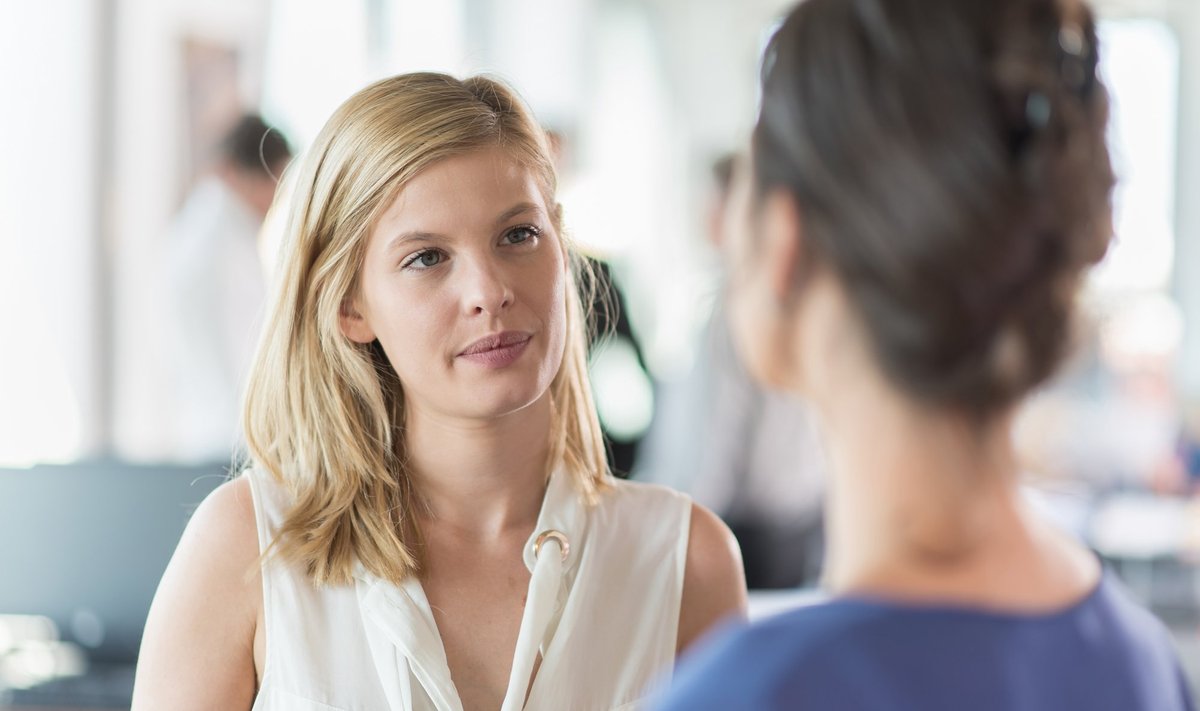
164, 114, 291, 462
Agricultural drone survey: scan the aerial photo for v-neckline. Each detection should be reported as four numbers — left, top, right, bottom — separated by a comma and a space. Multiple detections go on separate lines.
354, 469, 584, 711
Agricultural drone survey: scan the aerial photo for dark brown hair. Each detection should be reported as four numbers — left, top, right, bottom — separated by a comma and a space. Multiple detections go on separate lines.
220, 113, 292, 176
753, 0, 1114, 417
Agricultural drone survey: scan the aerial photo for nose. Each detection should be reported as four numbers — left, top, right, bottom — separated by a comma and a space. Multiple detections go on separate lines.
460, 254, 514, 316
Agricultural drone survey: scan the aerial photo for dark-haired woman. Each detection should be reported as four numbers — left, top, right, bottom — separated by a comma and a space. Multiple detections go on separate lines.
657, 0, 1194, 709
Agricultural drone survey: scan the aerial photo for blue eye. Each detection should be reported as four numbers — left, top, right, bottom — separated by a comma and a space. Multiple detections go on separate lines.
403, 249, 445, 270
504, 225, 541, 245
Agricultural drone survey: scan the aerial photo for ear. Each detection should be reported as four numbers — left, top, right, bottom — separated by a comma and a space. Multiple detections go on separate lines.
759, 188, 806, 305
338, 297, 376, 344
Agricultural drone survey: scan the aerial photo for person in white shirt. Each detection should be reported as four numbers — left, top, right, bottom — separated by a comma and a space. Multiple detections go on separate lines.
134, 73, 747, 711
164, 114, 292, 462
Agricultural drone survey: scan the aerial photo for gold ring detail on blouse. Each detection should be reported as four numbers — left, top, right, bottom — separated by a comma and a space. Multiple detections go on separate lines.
533, 529, 570, 562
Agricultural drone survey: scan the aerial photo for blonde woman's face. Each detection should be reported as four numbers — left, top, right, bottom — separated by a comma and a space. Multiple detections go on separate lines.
342, 147, 568, 421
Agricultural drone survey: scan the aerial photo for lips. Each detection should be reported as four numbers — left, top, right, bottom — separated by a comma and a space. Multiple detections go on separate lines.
456, 331, 533, 370
458, 331, 533, 357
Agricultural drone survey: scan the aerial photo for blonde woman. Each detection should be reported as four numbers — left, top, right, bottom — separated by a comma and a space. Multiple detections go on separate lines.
132, 73, 747, 711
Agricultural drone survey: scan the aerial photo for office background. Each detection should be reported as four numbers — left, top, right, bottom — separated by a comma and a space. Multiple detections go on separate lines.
1, 0, 1199, 707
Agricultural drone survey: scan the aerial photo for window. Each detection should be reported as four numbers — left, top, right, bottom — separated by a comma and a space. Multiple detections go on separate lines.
0, 2, 102, 467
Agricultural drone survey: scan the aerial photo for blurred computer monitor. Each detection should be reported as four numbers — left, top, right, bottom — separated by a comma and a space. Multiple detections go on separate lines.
0, 460, 228, 664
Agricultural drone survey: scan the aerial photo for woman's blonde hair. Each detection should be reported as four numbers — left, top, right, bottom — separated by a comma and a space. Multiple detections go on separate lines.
241, 72, 610, 586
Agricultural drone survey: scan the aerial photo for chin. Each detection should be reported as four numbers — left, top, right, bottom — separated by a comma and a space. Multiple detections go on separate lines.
729, 320, 771, 384
458, 363, 554, 416
463, 387, 548, 420
740, 333, 811, 401
730, 301, 799, 392
745, 350, 783, 389
458, 345, 560, 417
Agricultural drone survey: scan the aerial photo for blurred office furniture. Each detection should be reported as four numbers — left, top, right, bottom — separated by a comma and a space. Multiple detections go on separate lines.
0, 461, 226, 709
1088, 492, 1200, 626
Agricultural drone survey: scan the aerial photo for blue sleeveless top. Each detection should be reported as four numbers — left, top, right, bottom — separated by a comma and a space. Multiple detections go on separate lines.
657, 572, 1193, 710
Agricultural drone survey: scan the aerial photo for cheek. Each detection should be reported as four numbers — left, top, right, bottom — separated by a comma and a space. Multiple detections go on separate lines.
722, 163, 756, 263
534, 254, 569, 367
723, 185, 802, 390
503, 235, 569, 389
727, 254, 796, 391
367, 280, 453, 378
727, 277, 772, 383
725, 205, 768, 381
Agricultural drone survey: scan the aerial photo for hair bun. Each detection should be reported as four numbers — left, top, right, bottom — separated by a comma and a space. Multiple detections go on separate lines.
752, 0, 1114, 416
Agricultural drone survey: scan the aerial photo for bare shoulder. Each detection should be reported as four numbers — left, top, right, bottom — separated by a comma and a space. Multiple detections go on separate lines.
163, 475, 261, 589
131, 475, 262, 711
190, 475, 259, 553
677, 502, 748, 654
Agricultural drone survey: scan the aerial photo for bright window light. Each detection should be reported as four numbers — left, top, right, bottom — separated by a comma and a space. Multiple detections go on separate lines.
1092, 19, 1179, 293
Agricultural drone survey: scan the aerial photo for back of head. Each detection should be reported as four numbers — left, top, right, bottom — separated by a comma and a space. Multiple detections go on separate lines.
219, 113, 292, 177
242, 73, 605, 585
753, 0, 1114, 417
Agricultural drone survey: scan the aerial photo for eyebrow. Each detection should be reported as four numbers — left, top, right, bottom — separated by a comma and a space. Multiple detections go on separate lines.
385, 230, 443, 255
385, 202, 544, 253
494, 202, 542, 226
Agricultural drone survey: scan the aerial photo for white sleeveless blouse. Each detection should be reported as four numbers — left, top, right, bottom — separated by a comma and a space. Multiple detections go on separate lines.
245, 466, 692, 711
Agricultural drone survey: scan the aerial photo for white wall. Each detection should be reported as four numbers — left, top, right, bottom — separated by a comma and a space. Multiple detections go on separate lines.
9, 0, 1193, 463
0, 1, 101, 465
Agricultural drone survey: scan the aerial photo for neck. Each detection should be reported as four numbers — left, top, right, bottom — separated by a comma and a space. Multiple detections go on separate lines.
820, 381, 1018, 589
807, 345, 1095, 608
404, 392, 553, 540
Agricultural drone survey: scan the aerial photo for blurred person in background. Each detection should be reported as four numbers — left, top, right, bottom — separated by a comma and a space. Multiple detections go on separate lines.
583, 257, 650, 476
638, 154, 827, 589
134, 73, 745, 711
164, 114, 292, 462
658, 0, 1194, 709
